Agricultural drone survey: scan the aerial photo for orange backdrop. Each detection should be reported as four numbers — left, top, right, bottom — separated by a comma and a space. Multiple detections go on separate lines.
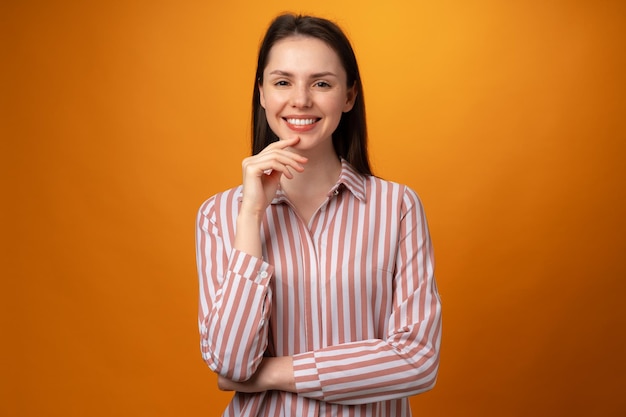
2, 0, 625, 416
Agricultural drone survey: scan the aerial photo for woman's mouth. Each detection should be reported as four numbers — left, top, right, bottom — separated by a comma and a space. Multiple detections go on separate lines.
283, 117, 320, 131
285, 118, 319, 126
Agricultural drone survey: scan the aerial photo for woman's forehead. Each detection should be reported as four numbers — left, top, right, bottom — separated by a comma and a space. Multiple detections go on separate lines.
265, 36, 344, 76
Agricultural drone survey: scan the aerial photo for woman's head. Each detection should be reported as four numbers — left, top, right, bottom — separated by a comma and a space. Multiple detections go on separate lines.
252, 14, 372, 176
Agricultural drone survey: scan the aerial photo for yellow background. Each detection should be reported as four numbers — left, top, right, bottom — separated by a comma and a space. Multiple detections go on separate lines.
2, 0, 625, 415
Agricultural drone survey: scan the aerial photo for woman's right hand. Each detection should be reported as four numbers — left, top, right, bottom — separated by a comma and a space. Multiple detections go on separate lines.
239, 137, 308, 218
234, 137, 307, 258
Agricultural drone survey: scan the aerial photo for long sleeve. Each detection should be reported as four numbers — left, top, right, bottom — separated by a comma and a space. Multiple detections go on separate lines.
196, 190, 275, 381
292, 187, 442, 404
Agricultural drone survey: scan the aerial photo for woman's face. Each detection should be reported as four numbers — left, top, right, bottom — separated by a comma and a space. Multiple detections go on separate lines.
259, 36, 356, 154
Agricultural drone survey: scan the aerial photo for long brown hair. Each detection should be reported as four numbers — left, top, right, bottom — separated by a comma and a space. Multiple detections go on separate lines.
252, 14, 372, 176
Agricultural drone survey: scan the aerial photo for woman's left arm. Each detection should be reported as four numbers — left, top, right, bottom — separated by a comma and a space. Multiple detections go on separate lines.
291, 187, 442, 404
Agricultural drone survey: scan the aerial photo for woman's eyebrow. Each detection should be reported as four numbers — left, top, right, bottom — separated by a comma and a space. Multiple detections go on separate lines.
268, 70, 292, 77
310, 71, 338, 78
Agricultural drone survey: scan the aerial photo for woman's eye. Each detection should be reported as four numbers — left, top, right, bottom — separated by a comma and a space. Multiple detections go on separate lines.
274, 80, 289, 86
314, 81, 331, 88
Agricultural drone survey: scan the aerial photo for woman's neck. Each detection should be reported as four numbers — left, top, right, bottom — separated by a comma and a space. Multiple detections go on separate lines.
281, 152, 342, 196
278, 147, 342, 224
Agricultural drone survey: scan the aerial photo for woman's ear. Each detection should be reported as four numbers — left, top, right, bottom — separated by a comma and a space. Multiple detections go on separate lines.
258, 80, 266, 109
343, 82, 357, 113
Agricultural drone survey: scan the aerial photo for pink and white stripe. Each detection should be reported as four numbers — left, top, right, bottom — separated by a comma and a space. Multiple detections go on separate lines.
197, 160, 441, 416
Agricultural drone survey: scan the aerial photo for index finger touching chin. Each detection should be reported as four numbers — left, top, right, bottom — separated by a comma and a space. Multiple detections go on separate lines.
276, 136, 300, 145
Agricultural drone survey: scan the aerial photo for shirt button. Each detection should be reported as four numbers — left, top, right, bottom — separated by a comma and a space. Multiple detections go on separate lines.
260, 271, 268, 279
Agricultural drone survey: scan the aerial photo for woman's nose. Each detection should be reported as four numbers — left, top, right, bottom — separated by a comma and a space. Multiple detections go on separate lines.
290, 85, 312, 108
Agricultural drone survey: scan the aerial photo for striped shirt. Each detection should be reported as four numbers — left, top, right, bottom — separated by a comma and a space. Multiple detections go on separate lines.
196, 160, 442, 417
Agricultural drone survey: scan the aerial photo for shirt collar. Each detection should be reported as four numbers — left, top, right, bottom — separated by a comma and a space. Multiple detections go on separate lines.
332, 158, 367, 202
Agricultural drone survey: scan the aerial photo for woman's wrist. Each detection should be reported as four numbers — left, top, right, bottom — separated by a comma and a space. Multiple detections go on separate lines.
263, 356, 296, 392
234, 211, 264, 259
237, 208, 265, 225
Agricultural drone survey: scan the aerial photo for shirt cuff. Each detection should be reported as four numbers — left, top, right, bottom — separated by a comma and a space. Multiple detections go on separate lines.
293, 351, 323, 400
227, 249, 274, 285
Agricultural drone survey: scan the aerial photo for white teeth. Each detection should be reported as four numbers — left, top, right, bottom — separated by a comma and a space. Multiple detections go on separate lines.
286, 118, 317, 126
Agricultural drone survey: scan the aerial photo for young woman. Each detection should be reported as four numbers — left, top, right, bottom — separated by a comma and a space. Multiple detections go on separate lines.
196, 13, 442, 417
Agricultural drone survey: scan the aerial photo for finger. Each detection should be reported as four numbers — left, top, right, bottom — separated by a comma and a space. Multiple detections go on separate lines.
249, 160, 298, 179
258, 148, 308, 166
271, 136, 300, 148
243, 152, 306, 175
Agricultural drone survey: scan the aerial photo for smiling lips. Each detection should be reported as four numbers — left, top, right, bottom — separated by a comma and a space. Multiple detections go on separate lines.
284, 117, 320, 132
